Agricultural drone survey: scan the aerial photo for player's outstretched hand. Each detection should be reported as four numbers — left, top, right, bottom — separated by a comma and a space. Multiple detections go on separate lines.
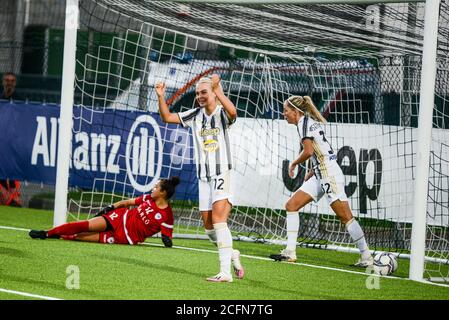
94, 204, 114, 217
210, 74, 222, 92
289, 162, 297, 178
162, 234, 173, 247
155, 81, 166, 97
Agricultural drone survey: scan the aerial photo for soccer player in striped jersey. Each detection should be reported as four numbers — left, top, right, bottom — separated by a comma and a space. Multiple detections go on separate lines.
29, 177, 179, 247
269, 96, 373, 268
155, 74, 244, 283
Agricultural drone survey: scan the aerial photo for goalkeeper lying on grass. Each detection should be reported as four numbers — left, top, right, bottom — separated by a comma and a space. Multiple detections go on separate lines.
29, 177, 180, 247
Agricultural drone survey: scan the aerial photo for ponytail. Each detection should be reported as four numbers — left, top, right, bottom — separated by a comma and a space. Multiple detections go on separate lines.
168, 176, 180, 187
303, 96, 327, 123
285, 95, 327, 123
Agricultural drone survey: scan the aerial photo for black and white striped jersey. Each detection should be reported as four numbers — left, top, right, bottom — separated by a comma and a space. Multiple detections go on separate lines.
178, 105, 235, 181
296, 116, 338, 179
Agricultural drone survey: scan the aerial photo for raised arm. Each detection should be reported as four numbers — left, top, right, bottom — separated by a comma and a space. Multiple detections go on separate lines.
210, 74, 237, 121
155, 81, 181, 124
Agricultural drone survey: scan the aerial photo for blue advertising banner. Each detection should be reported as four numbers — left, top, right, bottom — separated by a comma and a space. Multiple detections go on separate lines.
0, 101, 198, 200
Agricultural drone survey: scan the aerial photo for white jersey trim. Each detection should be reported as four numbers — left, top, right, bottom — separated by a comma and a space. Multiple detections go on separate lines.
123, 210, 134, 245
161, 222, 173, 229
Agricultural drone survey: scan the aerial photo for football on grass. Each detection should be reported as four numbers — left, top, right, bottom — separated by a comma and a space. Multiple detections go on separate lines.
373, 252, 398, 276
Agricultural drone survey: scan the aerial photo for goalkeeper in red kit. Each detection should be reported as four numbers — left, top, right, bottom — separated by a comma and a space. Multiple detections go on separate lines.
29, 177, 180, 247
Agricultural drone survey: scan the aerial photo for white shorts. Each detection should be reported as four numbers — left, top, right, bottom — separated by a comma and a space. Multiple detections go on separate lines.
299, 174, 348, 205
198, 170, 233, 211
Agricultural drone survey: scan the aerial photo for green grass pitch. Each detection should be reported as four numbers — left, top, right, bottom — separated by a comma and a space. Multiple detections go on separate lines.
0, 205, 448, 300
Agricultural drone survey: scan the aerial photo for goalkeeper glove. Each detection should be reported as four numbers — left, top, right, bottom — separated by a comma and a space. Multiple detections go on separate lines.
162, 235, 173, 248
94, 204, 115, 217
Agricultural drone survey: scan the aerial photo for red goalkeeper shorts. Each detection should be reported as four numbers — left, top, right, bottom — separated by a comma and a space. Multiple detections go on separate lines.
99, 208, 130, 244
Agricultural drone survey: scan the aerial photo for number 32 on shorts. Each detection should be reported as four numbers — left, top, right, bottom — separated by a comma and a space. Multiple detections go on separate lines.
321, 183, 331, 194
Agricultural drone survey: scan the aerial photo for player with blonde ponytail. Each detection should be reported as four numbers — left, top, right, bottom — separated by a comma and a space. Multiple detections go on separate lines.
270, 95, 373, 267
287, 95, 327, 123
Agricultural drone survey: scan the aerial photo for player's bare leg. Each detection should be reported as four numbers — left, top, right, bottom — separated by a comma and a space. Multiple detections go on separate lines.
331, 200, 373, 267
270, 190, 313, 262
87, 216, 108, 231
330, 199, 353, 224
287, 190, 314, 212
201, 210, 216, 245
201, 210, 213, 228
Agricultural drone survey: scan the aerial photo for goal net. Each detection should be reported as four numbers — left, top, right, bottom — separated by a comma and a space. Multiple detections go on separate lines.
67, 0, 449, 282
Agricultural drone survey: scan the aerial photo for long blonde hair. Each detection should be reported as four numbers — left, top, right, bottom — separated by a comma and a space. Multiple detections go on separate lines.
285, 95, 327, 123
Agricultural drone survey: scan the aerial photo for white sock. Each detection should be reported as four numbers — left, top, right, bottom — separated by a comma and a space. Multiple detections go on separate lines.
205, 229, 217, 246
346, 218, 369, 255
214, 222, 233, 277
286, 211, 299, 252
231, 249, 242, 270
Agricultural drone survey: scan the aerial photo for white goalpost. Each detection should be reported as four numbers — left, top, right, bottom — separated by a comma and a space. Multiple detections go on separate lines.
54, 0, 79, 226
409, 0, 440, 282
55, 0, 448, 284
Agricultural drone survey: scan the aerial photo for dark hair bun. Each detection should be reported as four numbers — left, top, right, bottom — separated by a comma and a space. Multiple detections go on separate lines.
169, 176, 180, 186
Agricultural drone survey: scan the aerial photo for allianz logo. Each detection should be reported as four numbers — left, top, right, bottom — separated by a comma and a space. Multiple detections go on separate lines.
126, 115, 163, 192
31, 114, 163, 192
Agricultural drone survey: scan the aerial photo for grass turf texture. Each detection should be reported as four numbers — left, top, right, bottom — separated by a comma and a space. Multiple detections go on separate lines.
0, 205, 448, 300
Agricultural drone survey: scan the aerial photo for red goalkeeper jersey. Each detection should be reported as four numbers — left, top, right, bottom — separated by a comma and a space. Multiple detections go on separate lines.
124, 194, 174, 244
